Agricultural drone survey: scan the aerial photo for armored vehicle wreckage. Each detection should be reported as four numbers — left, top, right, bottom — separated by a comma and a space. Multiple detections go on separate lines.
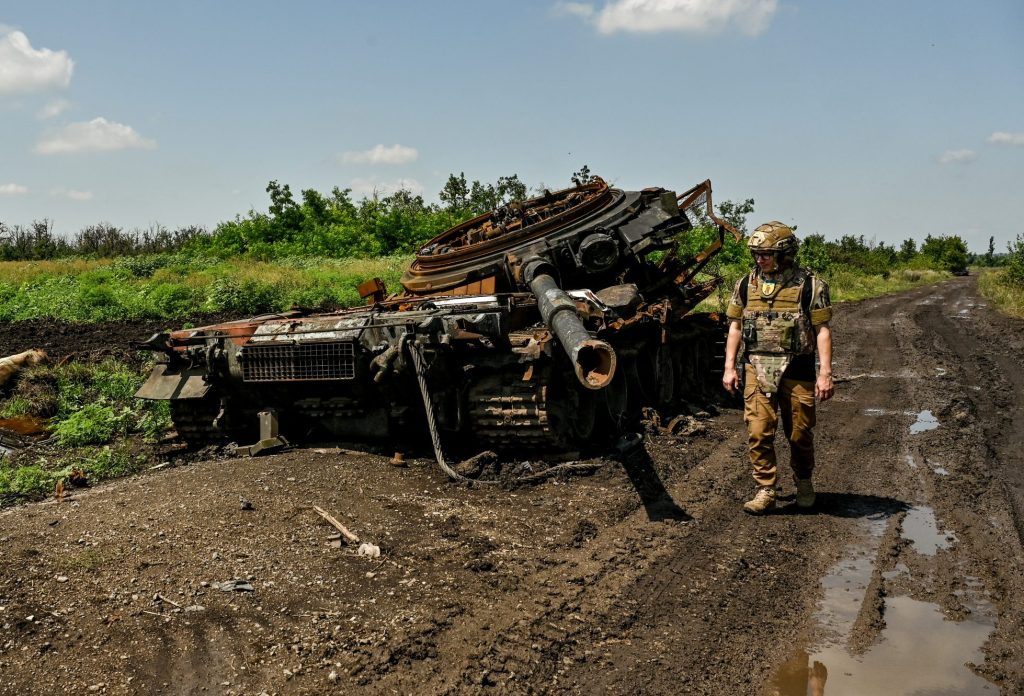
136, 178, 740, 461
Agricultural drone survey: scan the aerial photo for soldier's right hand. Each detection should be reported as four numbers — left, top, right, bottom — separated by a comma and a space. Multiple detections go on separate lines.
722, 367, 740, 394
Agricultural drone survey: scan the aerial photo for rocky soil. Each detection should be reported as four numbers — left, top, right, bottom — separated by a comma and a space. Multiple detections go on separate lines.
1, 276, 1022, 695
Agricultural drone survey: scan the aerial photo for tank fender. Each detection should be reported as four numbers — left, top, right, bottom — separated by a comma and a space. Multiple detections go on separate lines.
135, 363, 212, 400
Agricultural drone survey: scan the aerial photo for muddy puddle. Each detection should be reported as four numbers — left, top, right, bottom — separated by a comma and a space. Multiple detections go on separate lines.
862, 408, 941, 434
909, 410, 939, 434
770, 597, 995, 695
768, 514, 994, 695
903, 505, 956, 555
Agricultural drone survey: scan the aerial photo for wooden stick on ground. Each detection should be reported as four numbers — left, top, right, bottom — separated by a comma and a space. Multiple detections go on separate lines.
311, 505, 360, 544
155, 593, 183, 609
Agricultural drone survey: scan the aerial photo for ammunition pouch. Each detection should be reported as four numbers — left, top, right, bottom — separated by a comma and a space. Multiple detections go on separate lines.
742, 312, 814, 355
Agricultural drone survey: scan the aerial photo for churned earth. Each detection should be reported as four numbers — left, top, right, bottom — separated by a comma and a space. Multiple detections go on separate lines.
1, 275, 1022, 695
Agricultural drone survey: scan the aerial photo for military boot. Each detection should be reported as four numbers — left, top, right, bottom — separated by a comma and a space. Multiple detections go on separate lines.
743, 486, 776, 515
795, 478, 816, 509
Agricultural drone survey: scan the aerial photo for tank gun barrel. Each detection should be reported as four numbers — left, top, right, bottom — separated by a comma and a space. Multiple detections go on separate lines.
526, 268, 616, 390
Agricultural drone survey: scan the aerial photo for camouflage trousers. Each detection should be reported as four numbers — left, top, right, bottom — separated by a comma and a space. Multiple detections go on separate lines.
743, 363, 816, 487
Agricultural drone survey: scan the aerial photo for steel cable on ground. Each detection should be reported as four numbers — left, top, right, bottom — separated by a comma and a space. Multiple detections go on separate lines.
406, 338, 495, 484
405, 337, 607, 487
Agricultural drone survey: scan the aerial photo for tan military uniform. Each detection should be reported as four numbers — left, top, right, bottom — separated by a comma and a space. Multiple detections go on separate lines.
726, 266, 832, 487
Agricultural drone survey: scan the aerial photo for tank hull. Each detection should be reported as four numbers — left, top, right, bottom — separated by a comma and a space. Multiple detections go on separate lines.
137, 178, 739, 457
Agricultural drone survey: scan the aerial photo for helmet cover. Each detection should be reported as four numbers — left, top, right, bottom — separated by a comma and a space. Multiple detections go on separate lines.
748, 221, 799, 260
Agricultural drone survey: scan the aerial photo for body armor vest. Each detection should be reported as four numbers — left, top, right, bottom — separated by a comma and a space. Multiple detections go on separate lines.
741, 268, 815, 394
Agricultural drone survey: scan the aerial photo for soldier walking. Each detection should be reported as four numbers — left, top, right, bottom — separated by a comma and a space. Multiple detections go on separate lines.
721, 223, 834, 514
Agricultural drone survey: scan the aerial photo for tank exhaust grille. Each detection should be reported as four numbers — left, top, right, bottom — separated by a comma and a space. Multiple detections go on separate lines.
240, 342, 356, 382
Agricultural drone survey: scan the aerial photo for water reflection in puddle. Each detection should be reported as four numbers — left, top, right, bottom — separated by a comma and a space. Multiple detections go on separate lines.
909, 410, 939, 433
769, 597, 994, 695
903, 506, 956, 555
861, 408, 941, 434
767, 512, 993, 695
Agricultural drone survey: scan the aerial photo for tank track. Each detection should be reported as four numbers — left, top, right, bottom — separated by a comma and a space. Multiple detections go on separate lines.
465, 369, 567, 451
170, 398, 223, 446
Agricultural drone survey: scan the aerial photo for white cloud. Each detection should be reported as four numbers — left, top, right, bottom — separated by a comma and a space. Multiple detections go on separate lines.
938, 149, 976, 165
341, 143, 419, 165
35, 117, 157, 154
558, 0, 778, 36
988, 131, 1024, 146
0, 27, 73, 94
37, 97, 71, 119
0, 182, 28, 196
554, 2, 596, 19
51, 188, 93, 201
349, 177, 424, 197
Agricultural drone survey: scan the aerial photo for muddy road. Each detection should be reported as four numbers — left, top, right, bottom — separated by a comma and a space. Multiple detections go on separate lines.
2, 276, 1023, 695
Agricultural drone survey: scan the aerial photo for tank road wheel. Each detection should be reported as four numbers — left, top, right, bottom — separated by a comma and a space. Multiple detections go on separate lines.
548, 375, 598, 443
631, 343, 677, 408
601, 367, 630, 431
169, 393, 257, 447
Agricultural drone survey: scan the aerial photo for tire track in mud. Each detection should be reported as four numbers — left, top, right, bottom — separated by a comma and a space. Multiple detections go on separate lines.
913, 278, 1024, 546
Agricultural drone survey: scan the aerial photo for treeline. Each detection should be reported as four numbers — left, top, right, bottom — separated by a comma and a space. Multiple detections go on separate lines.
0, 172, 990, 280
678, 201, 972, 279
0, 173, 528, 262
0, 220, 209, 261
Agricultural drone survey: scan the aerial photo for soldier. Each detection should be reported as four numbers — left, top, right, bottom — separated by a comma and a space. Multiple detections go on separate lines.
721, 222, 834, 514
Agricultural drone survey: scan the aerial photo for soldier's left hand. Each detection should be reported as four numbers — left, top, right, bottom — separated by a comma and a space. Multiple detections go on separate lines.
815, 373, 834, 401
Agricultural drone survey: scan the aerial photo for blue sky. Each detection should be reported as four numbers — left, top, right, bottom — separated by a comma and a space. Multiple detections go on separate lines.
1, 1, 1021, 252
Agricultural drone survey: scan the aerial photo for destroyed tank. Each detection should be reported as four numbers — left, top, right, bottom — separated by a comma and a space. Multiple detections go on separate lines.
136, 178, 739, 463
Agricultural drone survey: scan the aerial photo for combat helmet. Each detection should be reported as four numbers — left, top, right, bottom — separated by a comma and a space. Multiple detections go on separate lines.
747, 221, 799, 265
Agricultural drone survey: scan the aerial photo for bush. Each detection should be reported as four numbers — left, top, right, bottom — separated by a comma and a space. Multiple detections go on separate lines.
1006, 234, 1024, 286
53, 404, 119, 446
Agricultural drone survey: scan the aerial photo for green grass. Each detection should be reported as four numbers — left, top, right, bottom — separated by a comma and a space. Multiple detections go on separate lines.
0, 359, 168, 503
0, 254, 411, 321
977, 268, 1024, 319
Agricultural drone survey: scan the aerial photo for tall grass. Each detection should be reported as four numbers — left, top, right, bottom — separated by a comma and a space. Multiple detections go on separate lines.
977, 268, 1024, 319
0, 254, 411, 321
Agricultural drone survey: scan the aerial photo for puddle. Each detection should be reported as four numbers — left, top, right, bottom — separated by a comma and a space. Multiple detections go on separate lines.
769, 597, 995, 695
768, 507, 994, 695
902, 506, 956, 555
909, 410, 939, 434
768, 514, 994, 696
862, 408, 941, 435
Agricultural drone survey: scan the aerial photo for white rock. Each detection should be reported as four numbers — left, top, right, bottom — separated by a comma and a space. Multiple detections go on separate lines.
357, 543, 381, 558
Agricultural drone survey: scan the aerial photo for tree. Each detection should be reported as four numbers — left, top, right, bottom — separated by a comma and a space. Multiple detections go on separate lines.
899, 238, 917, 262
797, 233, 832, 275
439, 173, 470, 212
716, 198, 756, 236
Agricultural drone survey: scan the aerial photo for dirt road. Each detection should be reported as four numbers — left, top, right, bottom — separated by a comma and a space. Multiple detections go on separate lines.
2, 276, 1022, 695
